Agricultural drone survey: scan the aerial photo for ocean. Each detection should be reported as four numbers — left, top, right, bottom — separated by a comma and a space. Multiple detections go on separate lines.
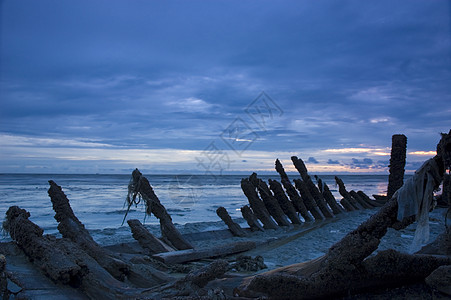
0, 173, 391, 245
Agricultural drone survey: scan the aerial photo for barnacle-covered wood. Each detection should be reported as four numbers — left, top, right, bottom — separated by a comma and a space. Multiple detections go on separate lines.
240, 205, 264, 232
275, 159, 313, 222
216, 206, 248, 237
293, 179, 324, 221
317, 177, 346, 214
48, 180, 129, 280
249, 173, 291, 227
291, 156, 334, 218
387, 134, 407, 200
127, 219, 175, 254
236, 132, 451, 299
128, 169, 193, 250
335, 176, 364, 210
3, 206, 137, 299
268, 179, 302, 224
241, 178, 278, 230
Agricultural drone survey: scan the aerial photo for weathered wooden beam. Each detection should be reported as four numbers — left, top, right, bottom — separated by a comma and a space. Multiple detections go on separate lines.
216, 206, 248, 237
268, 179, 302, 224
317, 178, 346, 214
357, 191, 383, 207
275, 159, 313, 222
3, 206, 139, 299
48, 180, 129, 280
236, 146, 448, 299
249, 174, 291, 227
3, 206, 84, 285
176, 260, 229, 289
335, 176, 364, 210
275, 159, 290, 182
240, 205, 264, 232
127, 219, 175, 254
387, 134, 407, 200
128, 169, 193, 250
293, 179, 324, 221
241, 178, 278, 230
340, 197, 356, 212
349, 190, 373, 209
291, 156, 334, 218
153, 241, 256, 265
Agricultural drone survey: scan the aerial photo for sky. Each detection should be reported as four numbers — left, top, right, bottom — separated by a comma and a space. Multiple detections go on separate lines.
0, 0, 450, 175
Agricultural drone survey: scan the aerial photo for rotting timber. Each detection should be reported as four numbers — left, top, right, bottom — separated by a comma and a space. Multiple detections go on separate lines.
1, 131, 450, 299
235, 130, 451, 299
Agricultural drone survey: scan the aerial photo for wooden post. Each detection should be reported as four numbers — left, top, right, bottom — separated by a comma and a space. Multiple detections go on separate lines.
317, 178, 346, 214
293, 179, 325, 221
236, 149, 448, 299
335, 176, 364, 210
48, 180, 129, 280
127, 219, 175, 254
127, 169, 193, 250
241, 205, 264, 231
340, 197, 356, 212
268, 179, 302, 224
241, 178, 278, 230
349, 190, 373, 209
275, 159, 313, 222
357, 191, 383, 208
3, 206, 138, 299
250, 174, 291, 227
3, 206, 84, 285
291, 156, 334, 218
216, 206, 248, 237
387, 134, 407, 200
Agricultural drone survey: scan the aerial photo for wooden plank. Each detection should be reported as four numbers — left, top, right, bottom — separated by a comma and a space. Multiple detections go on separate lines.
127, 219, 175, 254
153, 241, 256, 264
216, 206, 248, 237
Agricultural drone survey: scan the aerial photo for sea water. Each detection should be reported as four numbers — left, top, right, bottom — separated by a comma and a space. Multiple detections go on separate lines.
0, 173, 390, 245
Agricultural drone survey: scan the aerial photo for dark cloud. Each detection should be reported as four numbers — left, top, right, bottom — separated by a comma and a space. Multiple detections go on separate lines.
307, 157, 319, 164
327, 159, 340, 165
0, 0, 450, 173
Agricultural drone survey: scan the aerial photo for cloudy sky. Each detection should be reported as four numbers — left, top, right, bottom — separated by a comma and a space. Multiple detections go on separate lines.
0, 0, 450, 174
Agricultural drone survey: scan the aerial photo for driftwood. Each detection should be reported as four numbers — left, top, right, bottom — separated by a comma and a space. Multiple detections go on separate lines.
48, 180, 129, 280
240, 205, 264, 232
153, 241, 256, 264
335, 176, 364, 210
3, 206, 84, 285
293, 179, 324, 221
268, 179, 302, 224
127, 219, 175, 254
291, 156, 334, 218
177, 259, 229, 289
241, 178, 278, 230
317, 178, 346, 214
349, 190, 373, 209
3, 206, 140, 300
275, 159, 313, 222
357, 190, 383, 207
387, 134, 407, 199
216, 206, 248, 237
126, 169, 193, 250
236, 132, 451, 299
249, 174, 291, 227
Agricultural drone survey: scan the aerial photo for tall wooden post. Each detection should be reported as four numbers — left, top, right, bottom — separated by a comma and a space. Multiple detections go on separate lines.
387, 134, 407, 199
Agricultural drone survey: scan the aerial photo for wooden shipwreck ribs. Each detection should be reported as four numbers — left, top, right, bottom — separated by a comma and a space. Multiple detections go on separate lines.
235, 130, 451, 299
125, 168, 193, 250
236, 155, 381, 232
2, 131, 450, 299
